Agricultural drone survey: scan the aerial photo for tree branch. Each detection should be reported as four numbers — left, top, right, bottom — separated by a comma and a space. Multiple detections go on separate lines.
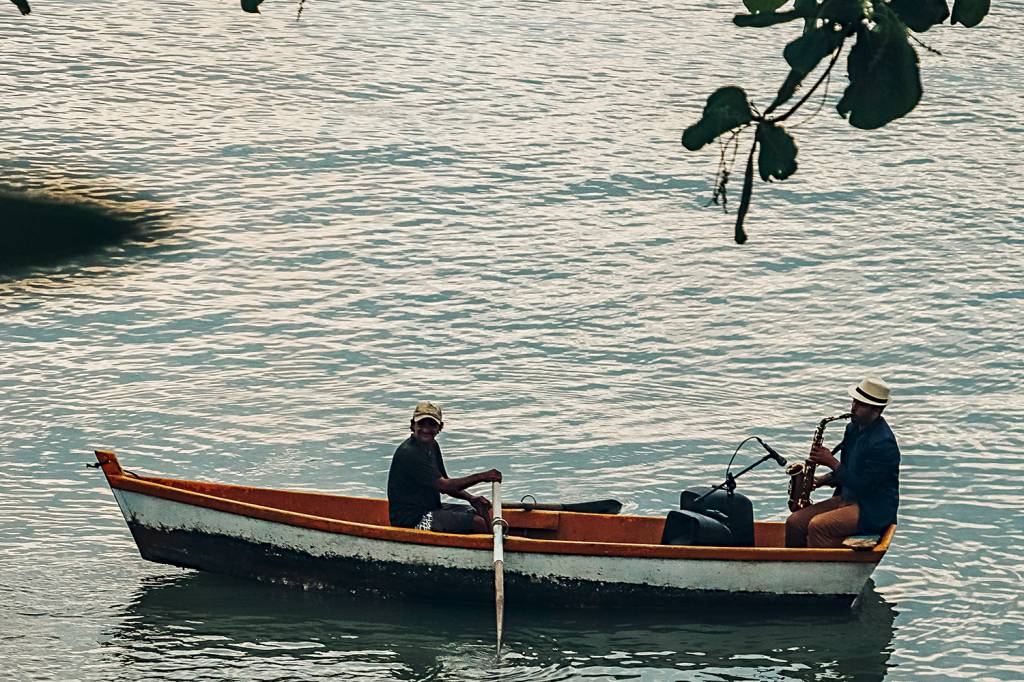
770, 43, 845, 124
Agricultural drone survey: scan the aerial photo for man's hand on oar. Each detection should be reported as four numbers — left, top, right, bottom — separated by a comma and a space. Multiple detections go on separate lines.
475, 469, 502, 484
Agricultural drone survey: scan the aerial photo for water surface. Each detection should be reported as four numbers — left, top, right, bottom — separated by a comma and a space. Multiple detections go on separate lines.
1, 1, 1022, 680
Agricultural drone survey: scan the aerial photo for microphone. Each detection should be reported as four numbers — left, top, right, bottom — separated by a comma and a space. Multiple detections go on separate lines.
756, 438, 787, 467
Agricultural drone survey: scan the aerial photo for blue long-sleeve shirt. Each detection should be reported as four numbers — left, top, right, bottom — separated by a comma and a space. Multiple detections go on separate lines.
832, 416, 901, 533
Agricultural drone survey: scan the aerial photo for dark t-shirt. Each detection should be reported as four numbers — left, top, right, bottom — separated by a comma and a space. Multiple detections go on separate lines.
386, 435, 449, 527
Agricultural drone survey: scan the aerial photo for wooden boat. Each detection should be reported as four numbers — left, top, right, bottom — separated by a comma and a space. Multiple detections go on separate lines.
94, 450, 895, 608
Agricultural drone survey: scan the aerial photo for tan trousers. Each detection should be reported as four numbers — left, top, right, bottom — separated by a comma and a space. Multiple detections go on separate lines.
785, 495, 860, 548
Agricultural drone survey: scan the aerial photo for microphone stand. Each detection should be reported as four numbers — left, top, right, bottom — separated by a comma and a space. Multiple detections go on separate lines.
692, 453, 779, 506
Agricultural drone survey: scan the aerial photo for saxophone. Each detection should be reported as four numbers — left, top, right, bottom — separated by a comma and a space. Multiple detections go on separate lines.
786, 413, 852, 512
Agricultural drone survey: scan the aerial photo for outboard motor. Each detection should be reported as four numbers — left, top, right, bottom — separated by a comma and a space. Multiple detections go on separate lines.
660, 489, 755, 547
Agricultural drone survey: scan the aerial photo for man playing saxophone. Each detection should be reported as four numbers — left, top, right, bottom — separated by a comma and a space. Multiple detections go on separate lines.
785, 377, 901, 548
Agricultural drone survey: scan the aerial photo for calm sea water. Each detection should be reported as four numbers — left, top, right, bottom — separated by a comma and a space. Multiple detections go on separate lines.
1, 1, 1022, 680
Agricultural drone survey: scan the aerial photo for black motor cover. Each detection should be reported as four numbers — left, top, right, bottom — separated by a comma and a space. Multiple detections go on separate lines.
660, 509, 733, 546
660, 489, 755, 547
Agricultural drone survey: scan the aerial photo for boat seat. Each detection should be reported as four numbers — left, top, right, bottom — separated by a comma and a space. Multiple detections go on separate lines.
505, 509, 560, 530
842, 534, 882, 550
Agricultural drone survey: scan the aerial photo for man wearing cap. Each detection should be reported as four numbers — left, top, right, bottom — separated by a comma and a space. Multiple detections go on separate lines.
386, 401, 502, 533
785, 377, 901, 548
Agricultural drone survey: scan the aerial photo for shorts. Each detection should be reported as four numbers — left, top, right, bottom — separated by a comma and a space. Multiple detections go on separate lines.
415, 503, 479, 533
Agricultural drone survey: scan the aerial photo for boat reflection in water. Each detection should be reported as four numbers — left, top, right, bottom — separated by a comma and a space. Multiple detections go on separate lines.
105, 572, 897, 681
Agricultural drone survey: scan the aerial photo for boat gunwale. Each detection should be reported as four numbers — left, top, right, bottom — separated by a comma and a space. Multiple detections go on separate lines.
97, 452, 890, 564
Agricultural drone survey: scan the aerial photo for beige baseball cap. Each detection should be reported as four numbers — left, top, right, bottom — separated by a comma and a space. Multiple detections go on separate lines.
411, 400, 443, 423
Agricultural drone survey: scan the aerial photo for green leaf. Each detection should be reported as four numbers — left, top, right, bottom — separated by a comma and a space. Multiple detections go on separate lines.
794, 0, 819, 15
770, 69, 804, 112
890, 0, 949, 32
836, 19, 922, 129
743, 0, 789, 12
734, 10, 803, 27
765, 26, 845, 111
819, 0, 869, 24
735, 143, 757, 244
765, 26, 843, 111
756, 122, 798, 181
682, 87, 754, 151
951, 0, 989, 27
784, 24, 845, 74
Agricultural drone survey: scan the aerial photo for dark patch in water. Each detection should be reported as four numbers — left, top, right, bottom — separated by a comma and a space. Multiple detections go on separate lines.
0, 191, 155, 272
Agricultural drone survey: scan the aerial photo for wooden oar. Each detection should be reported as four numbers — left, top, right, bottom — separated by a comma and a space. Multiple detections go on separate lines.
505, 498, 622, 514
492, 481, 505, 656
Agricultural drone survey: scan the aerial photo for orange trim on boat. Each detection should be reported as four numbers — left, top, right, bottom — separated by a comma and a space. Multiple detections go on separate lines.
95, 450, 888, 564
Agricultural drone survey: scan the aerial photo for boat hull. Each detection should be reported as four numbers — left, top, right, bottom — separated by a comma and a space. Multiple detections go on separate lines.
114, 488, 875, 608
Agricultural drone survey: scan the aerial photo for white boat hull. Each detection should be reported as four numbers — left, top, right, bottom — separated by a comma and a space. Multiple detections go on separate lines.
114, 488, 877, 606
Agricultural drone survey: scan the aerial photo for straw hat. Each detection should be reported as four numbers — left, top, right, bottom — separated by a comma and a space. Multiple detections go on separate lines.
848, 377, 891, 407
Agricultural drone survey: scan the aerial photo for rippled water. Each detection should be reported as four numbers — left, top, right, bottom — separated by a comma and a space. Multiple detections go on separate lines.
1, 1, 1022, 680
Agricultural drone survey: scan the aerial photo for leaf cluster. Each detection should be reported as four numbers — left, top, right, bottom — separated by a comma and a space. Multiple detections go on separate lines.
682, 0, 991, 242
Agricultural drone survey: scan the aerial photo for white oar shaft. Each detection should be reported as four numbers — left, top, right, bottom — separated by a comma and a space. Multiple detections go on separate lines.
492, 481, 505, 656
